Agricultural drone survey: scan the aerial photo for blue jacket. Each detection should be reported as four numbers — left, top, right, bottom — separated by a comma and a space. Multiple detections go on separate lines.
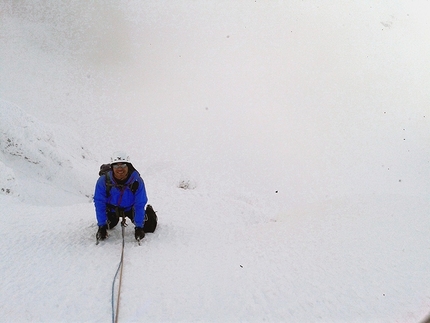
94, 169, 148, 228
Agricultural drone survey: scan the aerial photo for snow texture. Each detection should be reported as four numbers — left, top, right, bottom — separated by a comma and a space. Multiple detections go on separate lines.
1, 1, 430, 322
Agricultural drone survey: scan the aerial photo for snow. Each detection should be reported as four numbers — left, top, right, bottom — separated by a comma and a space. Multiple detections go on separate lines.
1, 1, 430, 322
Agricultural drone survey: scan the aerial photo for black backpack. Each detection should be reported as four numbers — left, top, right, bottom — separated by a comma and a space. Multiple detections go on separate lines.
98, 164, 158, 233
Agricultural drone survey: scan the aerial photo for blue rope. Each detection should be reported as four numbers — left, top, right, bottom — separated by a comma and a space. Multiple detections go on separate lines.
111, 257, 122, 323
111, 221, 126, 323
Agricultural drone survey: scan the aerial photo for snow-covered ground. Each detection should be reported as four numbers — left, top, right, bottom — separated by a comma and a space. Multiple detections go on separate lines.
1, 1, 429, 322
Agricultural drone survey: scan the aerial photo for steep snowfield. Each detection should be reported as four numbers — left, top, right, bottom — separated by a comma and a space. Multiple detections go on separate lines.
1, 1, 430, 322
0, 99, 96, 204
1, 187, 429, 322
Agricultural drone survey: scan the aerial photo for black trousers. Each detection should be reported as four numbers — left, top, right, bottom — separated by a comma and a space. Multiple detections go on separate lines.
106, 207, 134, 229
106, 204, 157, 233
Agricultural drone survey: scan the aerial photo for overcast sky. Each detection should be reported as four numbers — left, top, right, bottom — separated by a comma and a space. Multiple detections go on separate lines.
1, 1, 429, 206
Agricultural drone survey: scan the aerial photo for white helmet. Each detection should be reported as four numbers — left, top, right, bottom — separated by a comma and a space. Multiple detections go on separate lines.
110, 151, 130, 163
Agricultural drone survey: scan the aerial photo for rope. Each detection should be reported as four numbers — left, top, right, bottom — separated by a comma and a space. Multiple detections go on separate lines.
111, 217, 127, 323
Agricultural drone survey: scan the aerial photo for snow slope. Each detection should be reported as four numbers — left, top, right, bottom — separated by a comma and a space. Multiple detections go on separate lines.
2, 192, 429, 323
1, 1, 430, 322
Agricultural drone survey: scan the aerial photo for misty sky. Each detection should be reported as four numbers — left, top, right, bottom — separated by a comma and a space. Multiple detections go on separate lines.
1, 1, 429, 207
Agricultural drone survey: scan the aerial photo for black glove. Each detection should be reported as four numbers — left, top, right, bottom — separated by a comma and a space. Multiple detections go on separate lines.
135, 227, 145, 240
96, 225, 108, 240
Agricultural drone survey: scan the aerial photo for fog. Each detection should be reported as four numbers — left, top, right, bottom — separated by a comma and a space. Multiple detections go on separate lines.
1, 0, 429, 209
